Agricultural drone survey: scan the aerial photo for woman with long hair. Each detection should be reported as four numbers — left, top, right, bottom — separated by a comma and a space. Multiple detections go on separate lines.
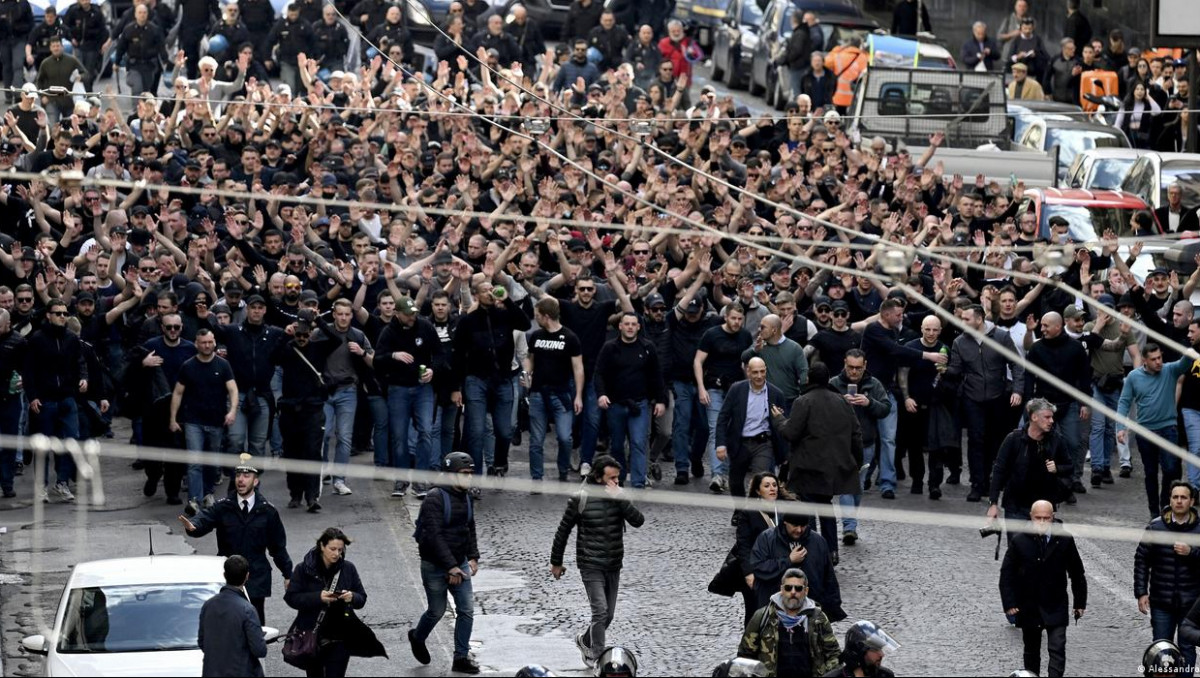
1116, 81, 1162, 149
732, 471, 794, 627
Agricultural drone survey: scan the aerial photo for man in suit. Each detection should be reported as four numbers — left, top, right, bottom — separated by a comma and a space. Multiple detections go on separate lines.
715, 357, 789, 508
999, 500, 1087, 677
199, 555, 267, 677
1155, 183, 1200, 233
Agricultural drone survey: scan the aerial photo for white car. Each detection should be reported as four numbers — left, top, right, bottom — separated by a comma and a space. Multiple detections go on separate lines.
21, 555, 279, 677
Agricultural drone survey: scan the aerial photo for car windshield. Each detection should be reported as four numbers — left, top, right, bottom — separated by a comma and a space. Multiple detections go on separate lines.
1088, 157, 1139, 190
1046, 128, 1128, 172
1041, 204, 1149, 242
57, 583, 222, 653
741, 0, 763, 24
1160, 164, 1200, 211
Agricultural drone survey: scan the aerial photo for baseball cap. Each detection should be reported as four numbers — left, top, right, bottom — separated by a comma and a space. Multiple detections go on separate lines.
1064, 306, 1085, 320
830, 299, 850, 312
645, 293, 666, 309
1150, 266, 1170, 278
566, 238, 588, 252
246, 294, 267, 307
1097, 293, 1116, 309
0, 142, 18, 155
299, 289, 319, 303
397, 296, 418, 314
684, 296, 704, 314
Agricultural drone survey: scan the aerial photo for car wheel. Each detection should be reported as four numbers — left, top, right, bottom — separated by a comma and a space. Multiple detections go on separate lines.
711, 45, 725, 82
723, 54, 739, 89
748, 64, 764, 96
764, 70, 776, 107
773, 76, 787, 111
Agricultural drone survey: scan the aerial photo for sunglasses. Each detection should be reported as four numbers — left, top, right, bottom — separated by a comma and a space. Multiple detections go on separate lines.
140, 267, 158, 273
47, 311, 67, 317
16, 297, 33, 303
782, 584, 806, 592
162, 324, 182, 330
633, 249, 651, 255
577, 287, 596, 292
832, 310, 849, 318
285, 283, 302, 289
295, 332, 311, 339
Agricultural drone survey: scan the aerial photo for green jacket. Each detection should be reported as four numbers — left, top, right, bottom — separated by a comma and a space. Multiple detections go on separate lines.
738, 596, 840, 676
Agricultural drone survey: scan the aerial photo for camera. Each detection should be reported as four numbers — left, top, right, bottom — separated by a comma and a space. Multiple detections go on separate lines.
980, 525, 1001, 538
631, 120, 653, 136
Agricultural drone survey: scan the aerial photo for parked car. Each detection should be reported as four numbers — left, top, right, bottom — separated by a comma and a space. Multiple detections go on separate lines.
711, 0, 764, 89
406, 0, 457, 40
1016, 187, 1165, 282
21, 556, 279, 677
673, 0, 731, 49
1121, 152, 1200, 212
746, 0, 877, 109
1016, 118, 1130, 184
1064, 147, 1149, 190
1007, 100, 1080, 144
493, 0, 569, 39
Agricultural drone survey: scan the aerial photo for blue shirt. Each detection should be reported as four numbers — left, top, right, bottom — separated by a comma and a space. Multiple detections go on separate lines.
1117, 356, 1194, 432
742, 384, 770, 437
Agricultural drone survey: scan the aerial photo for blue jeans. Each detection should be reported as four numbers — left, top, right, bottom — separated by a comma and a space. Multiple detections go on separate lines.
36, 398, 79, 486
1055, 401, 1084, 484
184, 423, 224, 502
578, 378, 601, 466
269, 367, 283, 456
840, 435, 878, 533
671, 381, 699, 475
323, 386, 357, 483
876, 393, 899, 493
1182, 408, 1200, 489
464, 375, 514, 474
1152, 606, 1197, 672
0, 397, 19, 491
414, 559, 474, 659
1135, 425, 1182, 518
387, 385, 436, 475
704, 389, 729, 479
529, 388, 574, 480
229, 393, 269, 458
1090, 387, 1120, 474
608, 399, 651, 487
368, 394, 390, 468
433, 403, 458, 461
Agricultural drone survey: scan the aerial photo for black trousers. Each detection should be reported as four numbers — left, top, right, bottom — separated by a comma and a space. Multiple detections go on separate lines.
306, 641, 350, 678
800, 493, 838, 555
142, 397, 184, 499
280, 400, 324, 503
1022, 624, 1067, 677
729, 437, 776, 499
963, 396, 1017, 494
898, 406, 930, 488
250, 596, 265, 625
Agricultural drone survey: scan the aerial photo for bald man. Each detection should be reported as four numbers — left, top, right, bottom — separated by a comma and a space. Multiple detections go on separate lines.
741, 314, 809, 403
1024, 311, 1092, 503
897, 315, 952, 499
714, 357, 789, 507
999, 500, 1086, 677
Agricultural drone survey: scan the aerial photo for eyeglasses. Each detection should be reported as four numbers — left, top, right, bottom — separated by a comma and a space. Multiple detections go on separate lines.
47, 311, 67, 317
633, 249, 650, 255
162, 324, 182, 330
757, 255, 771, 261
832, 310, 849, 318
577, 286, 596, 292
285, 283, 302, 289
16, 297, 32, 303
782, 584, 806, 592
140, 267, 158, 273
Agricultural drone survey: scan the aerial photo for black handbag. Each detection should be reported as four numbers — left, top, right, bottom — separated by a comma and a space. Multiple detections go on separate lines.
707, 545, 744, 597
282, 571, 340, 669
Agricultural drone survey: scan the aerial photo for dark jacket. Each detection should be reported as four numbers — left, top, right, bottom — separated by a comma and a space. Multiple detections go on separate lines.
271, 335, 339, 405
23, 323, 86, 403
1134, 508, 1200, 612
469, 29, 520, 67
1023, 332, 1090, 403
715, 379, 789, 465
450, 299, 531, 384
506, 18, 545, 71
595, 335, 668, 405
416, 485, 480, 570
777, 23, 811, 70
0, 330, 26, 405
374, 315, 444, 388
891, 0, 930, 36
562, 0, 603, 40
775, 383, 864, 497
751, 520, 845, 621
960, 34, 1000, 71
736, 507, 777, 577
207, 320, 288, 393
1155, 205, 1200, 234
827, 372, 890, 448
199, 585, 266, 677
282, 548, 384, 658
551, 482, 645, 572
188, 490, 293, 599
311, 20, 350, 67
551, 56, 601, 92
266, 16, 316, 63
61, 3, 107, 49
587, 24, 629, 71
999, 525, 1087, 628
0, 0, 32, 42
946, 325, 1023, 403
989, 427, 1074, 511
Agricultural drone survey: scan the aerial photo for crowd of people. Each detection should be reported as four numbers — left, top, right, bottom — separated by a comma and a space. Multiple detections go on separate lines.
2, 0, 1200, 674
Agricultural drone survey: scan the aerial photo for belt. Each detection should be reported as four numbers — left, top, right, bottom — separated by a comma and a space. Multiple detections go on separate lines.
742, 431, 771, 442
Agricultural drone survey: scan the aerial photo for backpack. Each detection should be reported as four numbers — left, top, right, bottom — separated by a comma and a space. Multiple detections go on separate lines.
412, 488, 473, 544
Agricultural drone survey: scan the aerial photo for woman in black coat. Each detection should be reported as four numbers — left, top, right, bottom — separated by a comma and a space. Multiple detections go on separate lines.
732, 471, 792, 627
284, 528, 384, 678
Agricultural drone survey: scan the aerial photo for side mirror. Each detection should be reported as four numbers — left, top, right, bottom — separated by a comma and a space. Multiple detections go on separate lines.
21, 635, 48, 655
263, 627, 281, 644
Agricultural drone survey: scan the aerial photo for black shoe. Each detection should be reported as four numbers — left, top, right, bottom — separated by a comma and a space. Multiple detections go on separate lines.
287, 499, 301, 509
559, 471, 569, 482
863, 477, 873, 491
306, 501, 321, 513
512, 431, 522, 447
1066, 492, 1078, 505
910, 484, 923, 494
143, 477, 157, 497
1102, 469, 1115, 484
843, 531, 857, 546
452, 656, 481, 674
730, 512, 741, 527
2, 488, 14, 498
1071, 481, 1087, 494
896, 467, 906, 481
1119, 466, 1132, 478
650, 463, 662, 482
408, 630, 431, 665
881, 490, 895, 500
1091, 474, 1102, 488
486, 466, 497, 477
929, 487, 942, 500
131, 460, 145, 470
831, 551, 839, 566
675, 473, 690, 486
166, 495, 182, 505
691, 463, 705, 479
965, 490, 982, 503
494, 465, 508, 477
946, 471, 961, 485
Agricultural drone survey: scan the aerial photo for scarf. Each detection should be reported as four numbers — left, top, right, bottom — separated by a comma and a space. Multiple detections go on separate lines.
771, 592, 813, 631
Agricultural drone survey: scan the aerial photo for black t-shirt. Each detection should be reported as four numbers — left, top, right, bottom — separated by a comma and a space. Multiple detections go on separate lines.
176, 355, 234, 427
561, 298, 617, 374
697, 325, 753, 390
529, 326, 582, 390
666, 311, 718, 382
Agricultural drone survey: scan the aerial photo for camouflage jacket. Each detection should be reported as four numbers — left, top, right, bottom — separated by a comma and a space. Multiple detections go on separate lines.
738, 596, 841, 676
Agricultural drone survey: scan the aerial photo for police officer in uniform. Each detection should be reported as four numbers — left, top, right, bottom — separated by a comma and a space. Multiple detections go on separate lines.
264, 3, 315, 95
0, 0, 33, 104
311, 4, 350, 73
60, 0, 107, 89
114, 3, 166, 96
24, 6, 63, 80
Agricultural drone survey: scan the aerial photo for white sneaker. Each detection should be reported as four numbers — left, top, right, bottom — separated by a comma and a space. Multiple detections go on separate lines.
333, 481, 353, 496
40, 488, 49, 503
580, 463, 592, 478
54, 482, 75, 502
202, 493, 215, 509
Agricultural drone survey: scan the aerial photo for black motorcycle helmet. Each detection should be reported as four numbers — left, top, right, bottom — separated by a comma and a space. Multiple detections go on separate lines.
712, 657, 768, 677
841, 620, 900, 674
442, 451, 475, 473
515, 666, 557, 677
1143, 640, 1185, 677
595, 646, 637, 677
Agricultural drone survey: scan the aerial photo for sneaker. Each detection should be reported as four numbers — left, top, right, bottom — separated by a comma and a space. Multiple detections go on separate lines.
14, 462, 22, 476
843, 531, 858, 546
40, 488, 49, 503
54, 482, 75, 502
881, 489, 895, 500
306, 500, 322, 513
530, 480, 542, 495
202, 493, 215, 509
1071, 481, 1087, 494
1119, 466, 1132, 478
469, 487, 482, 500
408, 629, 431, 665
185, 500, 200, 517
674, 473, 690, 486
413, 484, 429, 500
391, 482, 408, 498
580, 462, 592, 478
323, 476, 332, 485
910, 484, 923, 494
559, 471, 570, 482
332, 481, 353, 496
650, 463, 662, 481
143, 477, 157, 497
1091, 474, 1103, 488
1065, 492, 1078, 505
575, 632, 594, 667
451, 655, 481, 674
2, 488, 14, 498
709, 476, 727, 494
831, 551, 840, 567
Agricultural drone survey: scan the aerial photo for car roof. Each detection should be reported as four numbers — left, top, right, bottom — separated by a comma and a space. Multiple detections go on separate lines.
1151, 153, 1200, 166
1042, 119, 1125, 133
1025, 187, 1150, 207
1008, 101, 1084, 115
1075, 148, 1151, 160
786, 0, 865, 17
67, 556, 226, 589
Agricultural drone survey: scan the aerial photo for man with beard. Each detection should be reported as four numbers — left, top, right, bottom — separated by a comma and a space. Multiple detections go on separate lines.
551, 38, 601, 93
170, 329, 237, 512
315, 299, 373, 497
133, 311, 195, 504
808, 299, 861, 373
1024, 312, 1092, 503
737, 569, 841, 676
24, 298, 87, 502
749, 511, 844, 619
